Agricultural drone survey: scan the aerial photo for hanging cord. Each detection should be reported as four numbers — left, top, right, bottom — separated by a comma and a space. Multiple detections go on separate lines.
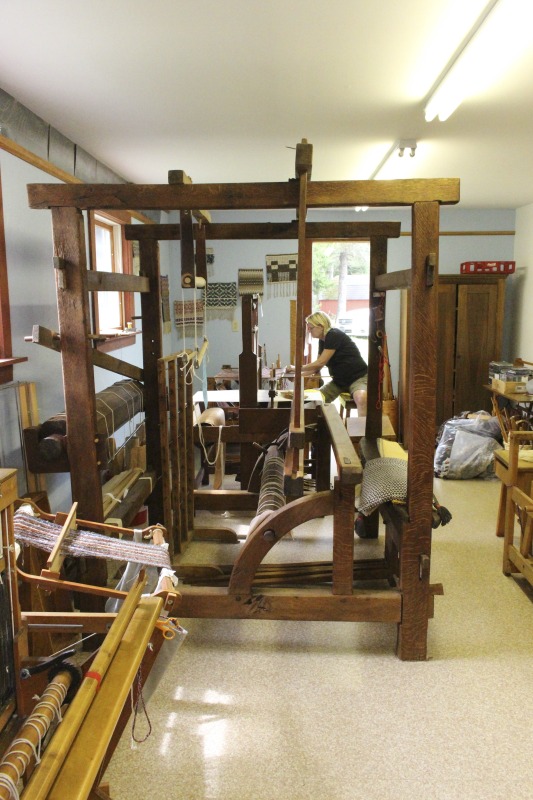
196, 421, 223, 466
130, 664, 152, 746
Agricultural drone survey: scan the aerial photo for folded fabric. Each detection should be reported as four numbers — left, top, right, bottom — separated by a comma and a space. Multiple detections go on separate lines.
358, 457, 408, 516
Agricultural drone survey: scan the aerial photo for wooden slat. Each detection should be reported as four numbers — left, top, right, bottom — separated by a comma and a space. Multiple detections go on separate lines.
320, 404, 362, 485
176, 585, 402, 622
125, 220, 403, 241
27, 178, 460, 211
30, 324, 143, 380
374, 268, 412, 291
86, 271, 150, 293
167, 169, 212, 223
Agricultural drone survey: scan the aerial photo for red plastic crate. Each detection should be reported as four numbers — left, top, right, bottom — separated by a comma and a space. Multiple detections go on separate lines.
460, 261, 515, 274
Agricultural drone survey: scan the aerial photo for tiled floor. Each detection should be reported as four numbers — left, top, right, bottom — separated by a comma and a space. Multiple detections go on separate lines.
105, 476, 533, 800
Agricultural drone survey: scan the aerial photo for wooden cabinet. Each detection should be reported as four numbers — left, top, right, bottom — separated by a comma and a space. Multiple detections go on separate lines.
400, 274, 507, 444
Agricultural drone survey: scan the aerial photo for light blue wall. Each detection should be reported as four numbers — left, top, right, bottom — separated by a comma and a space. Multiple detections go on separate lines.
174, 205, 515, 398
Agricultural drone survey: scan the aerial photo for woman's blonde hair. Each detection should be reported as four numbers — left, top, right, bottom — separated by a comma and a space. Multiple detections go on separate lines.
305, 311, 332, 334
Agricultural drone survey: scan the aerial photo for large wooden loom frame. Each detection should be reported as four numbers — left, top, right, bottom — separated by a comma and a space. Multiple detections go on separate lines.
27, 143, 459, 659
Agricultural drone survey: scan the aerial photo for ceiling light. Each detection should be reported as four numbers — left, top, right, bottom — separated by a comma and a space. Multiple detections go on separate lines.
424, 0, 530, 122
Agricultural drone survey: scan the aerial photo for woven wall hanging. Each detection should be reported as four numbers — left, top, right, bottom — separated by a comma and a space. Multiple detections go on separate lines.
174, 299, 205, 327
238, 268, 264, 296
204, 282, 238, 308
266, 253, 298, 296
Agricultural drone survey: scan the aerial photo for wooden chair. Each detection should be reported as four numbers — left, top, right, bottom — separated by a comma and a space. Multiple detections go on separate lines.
502, 431, 533, 587
493, 437, 533, 537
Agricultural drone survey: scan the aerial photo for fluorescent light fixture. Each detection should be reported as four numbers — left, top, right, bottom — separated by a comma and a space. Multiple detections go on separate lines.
425, 0, 532, 122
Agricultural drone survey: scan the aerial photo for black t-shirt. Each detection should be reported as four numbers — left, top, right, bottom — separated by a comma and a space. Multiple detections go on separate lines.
318, 327, 367, 387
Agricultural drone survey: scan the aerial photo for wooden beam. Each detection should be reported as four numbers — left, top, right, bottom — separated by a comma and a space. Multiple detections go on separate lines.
86, 272, 150, 293
374, 268, 412, 291
29, 324, 143, 381
175, 585, 402, 623
125, 220, 403, 241
320, 404, 362, 485
28, 178, 460, 211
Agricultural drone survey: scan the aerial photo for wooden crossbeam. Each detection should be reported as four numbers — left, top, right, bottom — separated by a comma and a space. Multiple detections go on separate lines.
86, 271, 150, 293
28, 324, 144, 381
124, 220, 403, 241
28, 178, 461, 211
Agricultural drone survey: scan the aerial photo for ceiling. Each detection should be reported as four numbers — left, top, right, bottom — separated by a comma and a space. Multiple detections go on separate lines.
1, 0, 533, 209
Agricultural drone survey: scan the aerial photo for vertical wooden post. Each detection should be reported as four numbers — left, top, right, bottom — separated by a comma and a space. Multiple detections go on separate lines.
331, 477, 355, 595
396, 200, 439, 661
51, 207, 103, 522
366, 236, 388, 439
139, 239, 164, 524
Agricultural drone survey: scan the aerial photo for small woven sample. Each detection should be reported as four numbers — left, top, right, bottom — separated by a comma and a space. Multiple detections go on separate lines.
266, 253, 298, 296
174, 299, 205, 326
238, 268, 264, 296
204, 282, 238, 308
358, 457, 407, 516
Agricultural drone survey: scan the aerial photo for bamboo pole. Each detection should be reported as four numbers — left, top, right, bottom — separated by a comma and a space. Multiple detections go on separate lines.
20, 573, 147, 800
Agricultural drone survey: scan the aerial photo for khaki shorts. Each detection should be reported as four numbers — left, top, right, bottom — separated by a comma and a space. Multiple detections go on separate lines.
320, 375, 367, 404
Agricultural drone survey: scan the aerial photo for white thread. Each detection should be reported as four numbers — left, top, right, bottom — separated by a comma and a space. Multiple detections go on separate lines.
196, 422, 223, 467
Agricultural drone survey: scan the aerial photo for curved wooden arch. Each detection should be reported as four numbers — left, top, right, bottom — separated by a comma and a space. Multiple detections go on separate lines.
228, 491, 334, 595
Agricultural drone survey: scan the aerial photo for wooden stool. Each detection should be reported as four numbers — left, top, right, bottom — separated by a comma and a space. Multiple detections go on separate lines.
339, 393, 356, 420
494, 447, 533, 537
346, 415, 396, 448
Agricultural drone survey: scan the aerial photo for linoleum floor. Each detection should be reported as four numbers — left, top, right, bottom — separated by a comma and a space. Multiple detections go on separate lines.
104, 476, 533, 800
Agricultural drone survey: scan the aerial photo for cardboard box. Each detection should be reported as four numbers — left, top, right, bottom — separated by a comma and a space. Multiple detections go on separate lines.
491, 378, 528, 395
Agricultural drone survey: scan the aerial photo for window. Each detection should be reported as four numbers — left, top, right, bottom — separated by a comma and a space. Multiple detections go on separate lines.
88, 210, 135, 352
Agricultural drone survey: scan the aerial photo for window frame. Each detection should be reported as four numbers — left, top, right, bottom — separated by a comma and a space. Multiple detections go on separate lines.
88, 209, 136, 353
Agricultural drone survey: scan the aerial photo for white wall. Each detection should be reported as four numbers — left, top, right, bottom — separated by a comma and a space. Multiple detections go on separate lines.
510, 203, 533, 360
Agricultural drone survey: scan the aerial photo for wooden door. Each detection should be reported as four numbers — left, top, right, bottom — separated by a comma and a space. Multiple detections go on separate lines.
455, 282, 500, 414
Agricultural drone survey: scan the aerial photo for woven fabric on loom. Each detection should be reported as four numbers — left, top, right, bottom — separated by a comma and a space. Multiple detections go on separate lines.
174, 299, 205, 326
203, 282, 238, 308
238, 268, 264, 296
13, 511, 171, 568
266, 253, 298, 296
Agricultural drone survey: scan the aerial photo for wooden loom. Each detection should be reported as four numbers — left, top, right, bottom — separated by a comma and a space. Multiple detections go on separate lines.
0, 468, 181, 799
26, 141, 459, 659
